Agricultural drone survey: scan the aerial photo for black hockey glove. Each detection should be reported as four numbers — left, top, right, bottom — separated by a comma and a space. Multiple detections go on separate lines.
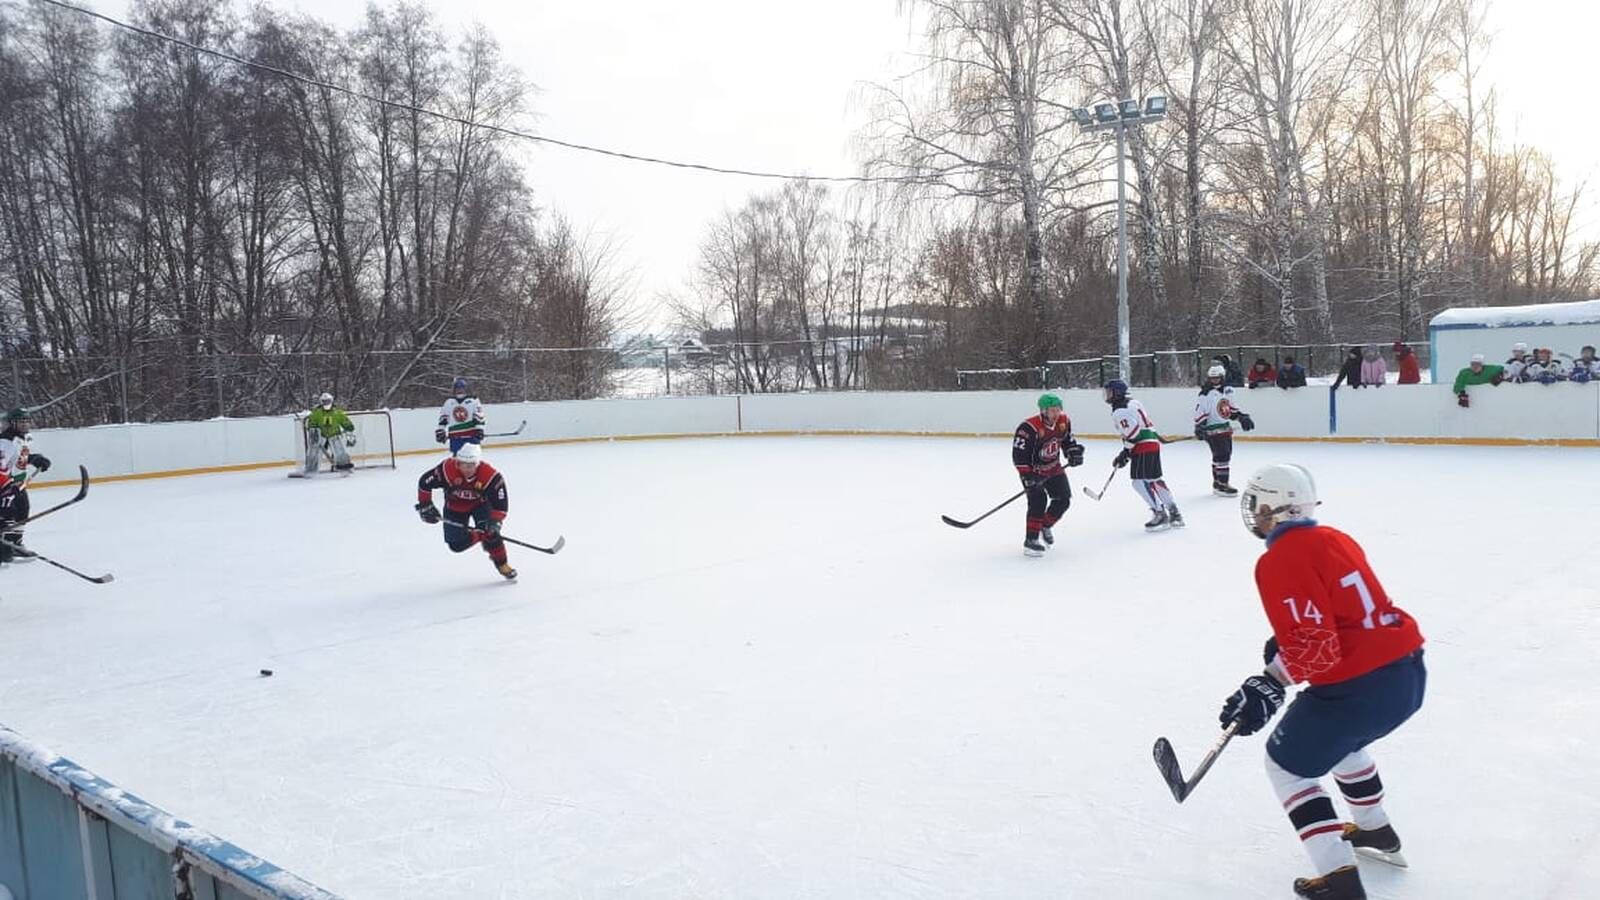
1065, 441, 1085, 467
28, 453, 50, 472
1113, 448, 1131, 469
1219, 672, 1285, 736
415, 501, 442, 524
1019, 472, 1044, 491
1237, 413, 1256, 432
1457, 392, 1470, 408
480, 517, 503, 536
434, 428, 448, 444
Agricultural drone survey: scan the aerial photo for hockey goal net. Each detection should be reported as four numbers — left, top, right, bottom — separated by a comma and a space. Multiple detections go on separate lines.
290, 408, 397, 477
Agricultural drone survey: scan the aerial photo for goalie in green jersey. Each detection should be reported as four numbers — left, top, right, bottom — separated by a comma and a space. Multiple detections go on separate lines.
304, 392, 356, 474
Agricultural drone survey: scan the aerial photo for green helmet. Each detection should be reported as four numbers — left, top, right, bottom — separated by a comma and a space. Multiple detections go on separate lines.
1037, 393, 1062, 411
3, 407, 27, 424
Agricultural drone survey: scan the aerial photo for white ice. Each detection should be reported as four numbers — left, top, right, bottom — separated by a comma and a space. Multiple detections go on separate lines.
2, 436, 1597, 899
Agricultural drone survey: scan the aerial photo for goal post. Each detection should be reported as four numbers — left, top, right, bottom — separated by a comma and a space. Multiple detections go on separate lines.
290, 408, 397, 477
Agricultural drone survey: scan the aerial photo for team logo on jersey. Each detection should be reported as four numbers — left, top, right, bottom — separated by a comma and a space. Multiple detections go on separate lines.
452, 407, 470, 422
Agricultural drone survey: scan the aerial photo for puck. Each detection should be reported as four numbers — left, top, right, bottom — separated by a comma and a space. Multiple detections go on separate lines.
259, 668, 274, 677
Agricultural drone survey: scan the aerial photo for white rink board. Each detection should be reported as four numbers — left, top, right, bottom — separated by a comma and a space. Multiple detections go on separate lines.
23, 385, 1600, 488
2, 436, 1597, 899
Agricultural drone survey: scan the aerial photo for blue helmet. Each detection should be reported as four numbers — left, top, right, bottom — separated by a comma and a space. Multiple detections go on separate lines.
452, 376, 469, 394
1103, 379, 1129, 399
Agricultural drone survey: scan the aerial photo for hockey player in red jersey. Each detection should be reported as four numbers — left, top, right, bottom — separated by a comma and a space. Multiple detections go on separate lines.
1218, 464, 1425, 899
415, 443, 517, 580
1012, 393, 1085, 557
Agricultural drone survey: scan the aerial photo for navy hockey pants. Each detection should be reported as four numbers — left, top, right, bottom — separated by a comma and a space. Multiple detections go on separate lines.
1267, 650, 1427, 778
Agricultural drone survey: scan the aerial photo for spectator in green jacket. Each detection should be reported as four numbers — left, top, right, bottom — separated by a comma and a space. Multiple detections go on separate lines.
305, 392, 356, 473
1452, 354, 1506, 407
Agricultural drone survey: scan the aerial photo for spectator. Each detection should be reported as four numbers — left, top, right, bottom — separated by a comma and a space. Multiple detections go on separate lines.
1570, 345, 1598, 383
1211, 353, 1245, 388
1360, 346, 1388, 387
1452, 353, 1506, 407
1247, 357, 1277, 389
1524, 347, 1567, 384
1331, 347, 1364, 389
1393, 342, 1422, 384
1276, 356, 1308, 389
1504, 342, 1530, 383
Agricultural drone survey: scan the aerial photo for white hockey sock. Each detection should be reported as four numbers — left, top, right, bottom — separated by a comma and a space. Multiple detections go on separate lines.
1132, 479, 1161, 511
1267, 754, 1355, 875
1333, 749, 1390, 831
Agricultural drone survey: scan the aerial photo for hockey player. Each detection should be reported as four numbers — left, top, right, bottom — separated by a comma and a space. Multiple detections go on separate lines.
1104, 380, 1183, 531
0, 408, 50, 563
1193, 364, 1256, 496
1524, 347, 1567, 384
436, 377, 486, 452
1219, 464, 1426, 900
1012, 393, 1085, 557
304, 393, 356, 474
415, 443, 516, 580
1503, 342, 1530, 383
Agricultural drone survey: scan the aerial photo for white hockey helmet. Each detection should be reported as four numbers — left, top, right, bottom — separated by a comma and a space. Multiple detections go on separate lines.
1241, 463, 1319, 539
1206, 364, 1226, 380
454, 443, 483, 466
318, 392, 333, 407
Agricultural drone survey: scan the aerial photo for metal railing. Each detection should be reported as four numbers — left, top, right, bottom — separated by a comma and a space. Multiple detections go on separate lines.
955, 343, 1431, 391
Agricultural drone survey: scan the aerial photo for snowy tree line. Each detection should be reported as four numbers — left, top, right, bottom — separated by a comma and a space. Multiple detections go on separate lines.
0, 0, 627, 424
685, 0, 1596, 382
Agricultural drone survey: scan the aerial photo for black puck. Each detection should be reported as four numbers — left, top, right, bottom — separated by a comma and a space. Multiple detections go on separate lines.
259, 668, 274, 677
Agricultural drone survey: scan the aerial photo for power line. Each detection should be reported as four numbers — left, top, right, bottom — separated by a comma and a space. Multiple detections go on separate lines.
35, 0, 920, 186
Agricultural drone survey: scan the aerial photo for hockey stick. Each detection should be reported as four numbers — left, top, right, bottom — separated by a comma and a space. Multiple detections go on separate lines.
1158, 434, 1195, 444
1081, 466, 1119, 501
501, 533, 565, 555
1152, 720, 1239, 803
940, 489, 1026, 529
486, 420, 527, 439
21, 465, 90, 524
10, 547, 115, 584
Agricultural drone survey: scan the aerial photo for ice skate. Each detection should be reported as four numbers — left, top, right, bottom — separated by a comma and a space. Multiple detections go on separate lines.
1213, 481, 1238, 497
496, 561, 518, 581
1023, 535, 1047, 557
1, 532, 34, 563
1342, 823, 1407, 868
1166, 507, 1185, 528
1292, 865, 1364, 899
1143, 509, 1170, 531
1040, 525, 1054, 546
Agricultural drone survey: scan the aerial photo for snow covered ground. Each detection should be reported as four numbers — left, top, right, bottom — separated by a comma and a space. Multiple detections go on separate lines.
2, 436, 1596, 899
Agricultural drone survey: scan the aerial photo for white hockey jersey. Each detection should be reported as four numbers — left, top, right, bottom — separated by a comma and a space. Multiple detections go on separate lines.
1111, 400, 1163, 453
438, 396, 486, 440
1194, 386, 1242, 435
1523, 357, 1568, 382
0, 433, 32, 491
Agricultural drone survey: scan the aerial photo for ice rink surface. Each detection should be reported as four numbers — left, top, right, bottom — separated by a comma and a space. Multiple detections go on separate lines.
2, 435, 1597, 899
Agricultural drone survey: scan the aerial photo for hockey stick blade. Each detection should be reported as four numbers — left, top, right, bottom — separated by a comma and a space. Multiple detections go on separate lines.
487, 420, 527, 438
940, 514, 976, 529
1152, 721, 1239, 803
1082, 468, 1118, 502
22, 465, 90, 525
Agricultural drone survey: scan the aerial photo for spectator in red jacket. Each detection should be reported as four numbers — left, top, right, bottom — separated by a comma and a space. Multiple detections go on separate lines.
1247, 357, 1277, 389
1392, 342, 1421, 384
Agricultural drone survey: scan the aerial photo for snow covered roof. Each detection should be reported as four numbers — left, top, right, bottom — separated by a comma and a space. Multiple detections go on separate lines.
1430, 298, 1600, 329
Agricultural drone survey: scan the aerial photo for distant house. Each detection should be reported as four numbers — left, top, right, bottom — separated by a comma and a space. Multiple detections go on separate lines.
1429, 299, 1600, 381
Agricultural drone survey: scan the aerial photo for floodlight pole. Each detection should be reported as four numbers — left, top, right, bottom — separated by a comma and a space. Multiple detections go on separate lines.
1115, 125, 1130, 384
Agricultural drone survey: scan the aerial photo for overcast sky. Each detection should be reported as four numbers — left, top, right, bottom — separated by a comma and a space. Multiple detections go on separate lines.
105, 0, 1600, 330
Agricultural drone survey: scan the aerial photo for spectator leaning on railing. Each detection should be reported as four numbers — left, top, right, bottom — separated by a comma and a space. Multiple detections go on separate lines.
1453, 353, 1505, 407
1276, 356, 1308, 388
1523, 347, 1567, 383
1570, 346, 1598, 383
1393, 342, 1421, 384
1331, 347, 1364, 389
1503, 342, 1530, 383
1247, 357, 1277, 389
1360, 346, 1388, 387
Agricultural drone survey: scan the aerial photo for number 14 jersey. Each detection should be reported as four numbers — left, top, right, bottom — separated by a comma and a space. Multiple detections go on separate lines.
1255, 523, 1424, 686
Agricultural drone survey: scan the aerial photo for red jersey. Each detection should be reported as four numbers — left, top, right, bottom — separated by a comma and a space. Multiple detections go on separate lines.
1255, 524, 1423, 686
1012, 414, 1073, 476
417, 458, 509, 518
